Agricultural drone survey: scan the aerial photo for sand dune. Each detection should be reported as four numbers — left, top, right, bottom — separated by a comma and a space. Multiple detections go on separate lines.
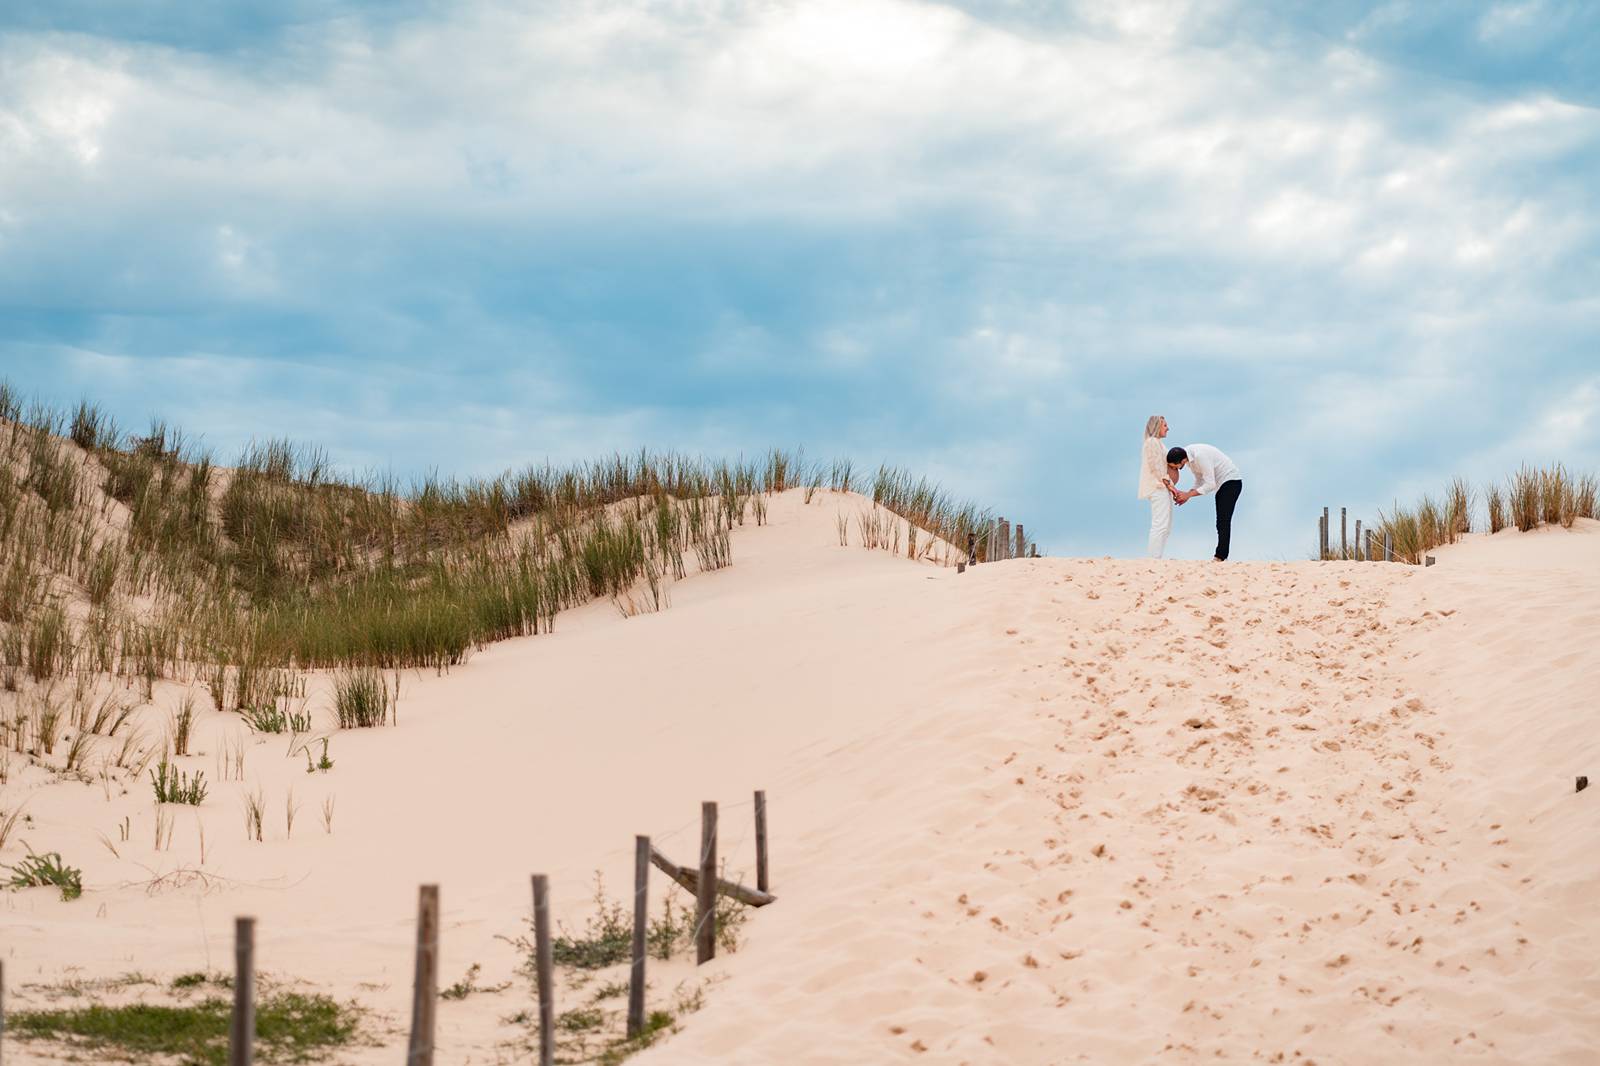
3, 499, 1596, 1064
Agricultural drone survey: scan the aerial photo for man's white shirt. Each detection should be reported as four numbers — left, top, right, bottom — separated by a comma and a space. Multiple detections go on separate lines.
1184, 443, 1241, 496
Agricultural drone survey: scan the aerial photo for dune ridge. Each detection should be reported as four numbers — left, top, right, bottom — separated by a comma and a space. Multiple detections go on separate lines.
2, 497, 1595, 1065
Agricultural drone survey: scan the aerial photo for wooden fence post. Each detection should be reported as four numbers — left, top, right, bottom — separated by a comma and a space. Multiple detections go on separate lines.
628, 838, 648, 1039
532, 875, 554, 1066
1319, 508, 1329, 559
754, 790, 769, 893
1340, 507, 1347, 558
1366, 529, 1374, 562
1014, 523, 1025, 560
230, 917, 255, 1066
696, 801, 718, 965
408, 887, 438, 1066
1383, 530, 1392, 562
967, 532, 976, 565
1354, 520, 1363, 560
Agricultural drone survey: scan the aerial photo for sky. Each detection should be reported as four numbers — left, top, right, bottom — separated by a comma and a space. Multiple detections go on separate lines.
2, 0, 1597, 560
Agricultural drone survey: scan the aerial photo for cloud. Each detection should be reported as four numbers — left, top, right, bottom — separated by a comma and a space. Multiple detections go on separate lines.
1, 0, 1597, 558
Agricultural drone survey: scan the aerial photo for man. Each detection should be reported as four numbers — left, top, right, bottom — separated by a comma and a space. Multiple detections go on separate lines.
1167, 444, 1243, 562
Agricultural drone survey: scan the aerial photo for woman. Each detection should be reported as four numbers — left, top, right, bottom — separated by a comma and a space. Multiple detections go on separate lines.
1138, 415, 1178, 558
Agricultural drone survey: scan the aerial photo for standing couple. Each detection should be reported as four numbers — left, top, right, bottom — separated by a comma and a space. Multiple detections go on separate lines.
1139, 415, 1243, 561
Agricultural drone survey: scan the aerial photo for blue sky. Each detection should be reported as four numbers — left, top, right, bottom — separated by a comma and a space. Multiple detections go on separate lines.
2, 0, 1597, 559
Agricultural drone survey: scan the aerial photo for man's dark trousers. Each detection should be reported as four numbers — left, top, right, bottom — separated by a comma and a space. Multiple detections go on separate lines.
1213, 479, 1243, 561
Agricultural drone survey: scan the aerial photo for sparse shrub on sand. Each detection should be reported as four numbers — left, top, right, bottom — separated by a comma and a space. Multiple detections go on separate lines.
335, 668, 388, 728
7, 990, 359, 1064
6, 847, 83, 901
150, 755, 208, 806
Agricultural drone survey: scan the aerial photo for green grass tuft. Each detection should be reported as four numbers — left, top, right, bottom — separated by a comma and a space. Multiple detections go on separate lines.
8, 991, 359, 1066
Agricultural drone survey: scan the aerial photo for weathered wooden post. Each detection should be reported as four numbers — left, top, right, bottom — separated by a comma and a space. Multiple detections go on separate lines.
1028, 542, 1037, 558
628, 837, 648, 1039
998, 518, 1011, 560
408, 888, 438, 1066
532, 875, 554, 1066
1014, 523, 1025, 560
967, 531, 977, 565
1340, 508, 1347, 558
1319, 508, 1329, 559
985, 523, 997, 563
230, 917, 255, 1066
696, 802, 718, 965
754, 790, 769, 893
1354, 520, 1363, 560
1366, 529, 1375, 562
1383, 530, 1393, 562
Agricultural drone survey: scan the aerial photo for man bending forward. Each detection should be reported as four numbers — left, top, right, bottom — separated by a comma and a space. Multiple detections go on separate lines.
1168, 444, 1243, 562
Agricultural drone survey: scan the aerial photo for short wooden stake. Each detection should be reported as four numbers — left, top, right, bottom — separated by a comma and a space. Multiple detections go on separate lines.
231, 917, 255, 1066
956, 561, 966, 574
1340, 507, 1347, 558
628, 837, 648, 1039
532, 875, 554, 1066
754, 790, 769, 894
408, 887, 438, 1066
696, 801, 718, 965
1578, 776, 1589, 793
1029, 542, 1037, 558
1425, 555, 1436, 567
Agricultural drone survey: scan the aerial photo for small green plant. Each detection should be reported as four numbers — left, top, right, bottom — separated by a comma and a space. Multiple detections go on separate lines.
304, 737, 333, 773
150, 756, 209, 805
6, 848, 84, 901
440, 963, 509, 1001
596, 1010, 676, 1065
241, 702, 310, 735
334, 668, 387, 729
558, 1006, 604, 1033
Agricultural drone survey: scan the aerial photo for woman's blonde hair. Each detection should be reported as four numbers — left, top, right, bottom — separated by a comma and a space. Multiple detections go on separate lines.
1145, 415, 1166, 438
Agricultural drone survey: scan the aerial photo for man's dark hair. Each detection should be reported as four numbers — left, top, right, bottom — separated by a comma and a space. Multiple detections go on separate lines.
1166, 446, 1187, 465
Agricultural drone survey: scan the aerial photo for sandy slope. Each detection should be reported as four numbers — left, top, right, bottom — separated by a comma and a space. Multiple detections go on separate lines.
3, 499, 1596, 1065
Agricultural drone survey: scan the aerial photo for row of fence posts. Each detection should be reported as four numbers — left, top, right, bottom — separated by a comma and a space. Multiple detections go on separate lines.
0, 792, 772, 1065
956, 517, 1037, 573
1317, 507, 1435, 566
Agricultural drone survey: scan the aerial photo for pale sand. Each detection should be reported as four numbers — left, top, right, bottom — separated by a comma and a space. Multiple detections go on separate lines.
3, 497, 1596, 1064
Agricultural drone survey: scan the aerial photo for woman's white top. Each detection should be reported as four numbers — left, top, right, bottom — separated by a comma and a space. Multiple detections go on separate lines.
1138, 435, 1168, 499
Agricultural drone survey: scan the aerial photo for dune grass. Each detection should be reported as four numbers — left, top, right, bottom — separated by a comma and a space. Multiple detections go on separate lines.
0, 381, 998, 694
1355, 462, 1597, 564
